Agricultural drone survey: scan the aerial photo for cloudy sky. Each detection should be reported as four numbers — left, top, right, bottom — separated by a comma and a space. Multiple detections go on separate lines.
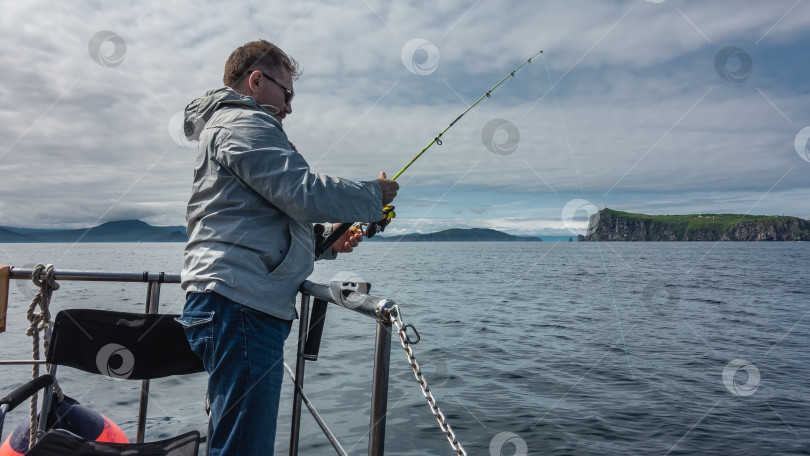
1, 0, 809, 236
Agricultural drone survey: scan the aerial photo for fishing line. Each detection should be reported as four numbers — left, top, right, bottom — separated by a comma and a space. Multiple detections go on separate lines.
392, 49, 543, 181
316, 50, 543, 256
540, 52, 634, 379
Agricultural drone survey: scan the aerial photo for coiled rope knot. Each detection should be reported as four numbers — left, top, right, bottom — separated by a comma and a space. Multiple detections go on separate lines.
26, 264, 59, 339
26, 264, 62, 448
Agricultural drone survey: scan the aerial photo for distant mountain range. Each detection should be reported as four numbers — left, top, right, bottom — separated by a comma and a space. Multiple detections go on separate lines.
0, 220, 186, 243
8, 210, 806, 243
0, 221, 543, 243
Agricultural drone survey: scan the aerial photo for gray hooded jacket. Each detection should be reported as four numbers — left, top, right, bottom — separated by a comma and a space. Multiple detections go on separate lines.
181, 87, 382, 320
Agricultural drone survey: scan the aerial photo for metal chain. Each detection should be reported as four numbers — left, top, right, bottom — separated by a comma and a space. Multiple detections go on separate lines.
389, 305, 467, 456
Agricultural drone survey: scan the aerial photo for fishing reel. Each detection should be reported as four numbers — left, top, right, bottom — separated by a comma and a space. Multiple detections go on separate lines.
366, 205, 395, 238
314, 205, 396, 257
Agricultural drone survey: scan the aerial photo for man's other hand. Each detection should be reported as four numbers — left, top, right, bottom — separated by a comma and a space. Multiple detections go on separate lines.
375, 172, 399, 206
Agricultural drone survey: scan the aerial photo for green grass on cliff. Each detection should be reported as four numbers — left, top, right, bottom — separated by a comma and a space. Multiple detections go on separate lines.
600, 208, 803, 239
602, 208, 795, 226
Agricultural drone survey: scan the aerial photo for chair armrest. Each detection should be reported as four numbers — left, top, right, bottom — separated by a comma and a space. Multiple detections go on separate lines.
0, 374, 54, 414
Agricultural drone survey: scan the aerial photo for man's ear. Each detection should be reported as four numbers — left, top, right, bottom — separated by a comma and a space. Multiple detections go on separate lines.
231, 71, 256, 97
234, 70, 261, 96
243, 70, 261, 95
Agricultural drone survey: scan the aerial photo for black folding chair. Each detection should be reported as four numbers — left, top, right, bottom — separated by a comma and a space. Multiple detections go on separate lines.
0, 309, 206, 455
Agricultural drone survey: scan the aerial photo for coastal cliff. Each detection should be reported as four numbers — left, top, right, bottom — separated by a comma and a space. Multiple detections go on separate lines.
578, 209, 810, 241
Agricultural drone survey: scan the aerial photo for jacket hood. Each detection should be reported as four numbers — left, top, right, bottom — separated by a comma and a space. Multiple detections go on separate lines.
183, 87, 267, 141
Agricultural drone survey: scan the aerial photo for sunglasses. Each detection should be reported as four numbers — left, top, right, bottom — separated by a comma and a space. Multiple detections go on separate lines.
252, 70, 295, 105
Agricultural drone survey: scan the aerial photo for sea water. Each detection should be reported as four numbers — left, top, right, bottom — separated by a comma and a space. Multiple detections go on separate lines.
0, 241, 808, 455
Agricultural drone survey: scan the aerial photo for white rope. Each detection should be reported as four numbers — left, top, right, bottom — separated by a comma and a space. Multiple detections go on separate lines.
25, 264, 61, 449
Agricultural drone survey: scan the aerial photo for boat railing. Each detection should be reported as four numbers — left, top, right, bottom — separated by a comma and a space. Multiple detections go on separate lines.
2, 267, 395, 456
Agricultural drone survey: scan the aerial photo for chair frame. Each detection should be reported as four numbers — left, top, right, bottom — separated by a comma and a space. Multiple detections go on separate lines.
0, 306, 206, 454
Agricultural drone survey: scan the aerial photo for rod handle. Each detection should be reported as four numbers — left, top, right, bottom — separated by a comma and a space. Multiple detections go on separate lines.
315, 223, 354, 258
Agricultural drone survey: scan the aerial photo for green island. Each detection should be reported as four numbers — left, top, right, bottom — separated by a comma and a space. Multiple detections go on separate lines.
371, 228, 542, 242
579, 208, 810, 241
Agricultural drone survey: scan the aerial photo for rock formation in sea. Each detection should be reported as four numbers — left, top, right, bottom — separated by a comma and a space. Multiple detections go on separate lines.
578, 209, 810, 241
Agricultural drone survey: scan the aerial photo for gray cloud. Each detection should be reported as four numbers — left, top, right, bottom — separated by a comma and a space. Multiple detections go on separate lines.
1, 0, 808, 231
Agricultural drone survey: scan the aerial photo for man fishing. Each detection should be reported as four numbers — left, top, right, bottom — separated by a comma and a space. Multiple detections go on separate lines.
177, 39, 398, 455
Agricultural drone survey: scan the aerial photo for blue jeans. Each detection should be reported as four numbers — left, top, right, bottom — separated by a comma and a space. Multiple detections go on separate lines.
177, 292, 292, 456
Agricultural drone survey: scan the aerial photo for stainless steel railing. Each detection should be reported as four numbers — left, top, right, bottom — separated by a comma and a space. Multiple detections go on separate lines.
294, 280, 397, 456
4, 267, 395, 455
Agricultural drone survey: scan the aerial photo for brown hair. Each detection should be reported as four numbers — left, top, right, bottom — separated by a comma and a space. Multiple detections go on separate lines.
223, 39, 301, 88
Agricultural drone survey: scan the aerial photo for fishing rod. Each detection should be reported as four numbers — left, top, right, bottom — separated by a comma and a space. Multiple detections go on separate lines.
393, 49, 543, 180
316, 49, 543, 256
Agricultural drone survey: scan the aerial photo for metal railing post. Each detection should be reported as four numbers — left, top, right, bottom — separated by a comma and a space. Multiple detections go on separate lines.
136, 278, 162, 443
289, 292, 311, 456
368, 319, 392, 456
